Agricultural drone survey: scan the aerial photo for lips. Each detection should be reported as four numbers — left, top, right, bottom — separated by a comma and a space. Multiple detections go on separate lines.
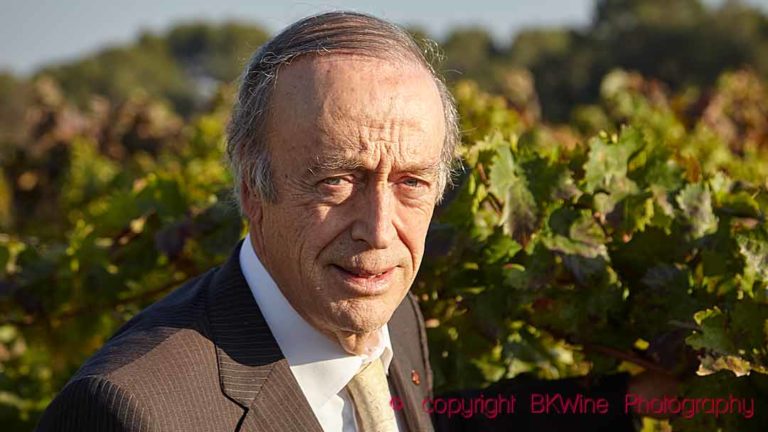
330, 264, 397, 295
334, 265, 393, 278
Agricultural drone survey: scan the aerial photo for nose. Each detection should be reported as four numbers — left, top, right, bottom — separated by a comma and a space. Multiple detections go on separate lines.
350, 182, 397, 249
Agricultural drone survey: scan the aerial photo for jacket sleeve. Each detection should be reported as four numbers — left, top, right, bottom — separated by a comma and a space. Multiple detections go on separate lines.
35, 376, 152, 432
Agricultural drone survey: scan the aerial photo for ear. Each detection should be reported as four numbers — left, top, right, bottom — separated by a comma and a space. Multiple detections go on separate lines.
240, 181, 271, 257
239, 179, 263, 228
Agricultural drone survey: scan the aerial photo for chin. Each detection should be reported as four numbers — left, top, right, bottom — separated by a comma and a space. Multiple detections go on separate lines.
326, 296, 399, 333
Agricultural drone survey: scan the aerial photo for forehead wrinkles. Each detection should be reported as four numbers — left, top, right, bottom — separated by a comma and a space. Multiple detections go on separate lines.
316, 116, 429, 170
315, 86, 429, 157
271, 55, 444, 171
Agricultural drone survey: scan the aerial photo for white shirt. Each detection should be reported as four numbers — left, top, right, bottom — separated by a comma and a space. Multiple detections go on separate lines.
239, 234, 403, 432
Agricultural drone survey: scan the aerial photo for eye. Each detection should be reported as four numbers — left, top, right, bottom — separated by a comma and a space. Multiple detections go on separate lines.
322, 177, 344, 186
319, 176, 356, 189
402, 177, 424, 188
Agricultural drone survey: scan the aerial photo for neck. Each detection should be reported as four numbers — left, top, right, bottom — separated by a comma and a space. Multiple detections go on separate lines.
334, 329, 382, 356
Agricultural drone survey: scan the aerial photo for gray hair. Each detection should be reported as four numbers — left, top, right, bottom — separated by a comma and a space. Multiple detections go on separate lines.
226, 11, 460, 212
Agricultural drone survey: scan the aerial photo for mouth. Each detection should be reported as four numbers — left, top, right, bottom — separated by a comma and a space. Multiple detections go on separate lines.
333, 265, 393, 278
330, 264, 397, 295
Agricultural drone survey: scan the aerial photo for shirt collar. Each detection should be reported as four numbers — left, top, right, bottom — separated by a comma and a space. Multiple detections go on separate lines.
238, 234, 394, 412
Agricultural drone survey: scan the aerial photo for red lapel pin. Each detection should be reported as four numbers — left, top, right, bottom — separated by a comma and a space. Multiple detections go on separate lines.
411, 370, 420, 385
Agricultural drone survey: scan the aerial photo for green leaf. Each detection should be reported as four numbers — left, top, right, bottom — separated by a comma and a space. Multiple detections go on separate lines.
542, 211, 607, 259
696, 354, 752, 377
488, 146, 538, 245
583, 129, 643, 216
718, 191, 762, 219
609, 192, 655, 235
648, 186, 675, 231
521, 156, 580, 204
737, 228, 768, 280
687, 307, 735, 354
583, 127, 643, 194
482, 229, 523, 263
730, 302, 768, 355
676, 182, 718, 239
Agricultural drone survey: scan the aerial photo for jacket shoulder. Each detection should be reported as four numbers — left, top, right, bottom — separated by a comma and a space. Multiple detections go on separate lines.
35, 376, 151, 432
39, 242, 260, 431
73, 268, 217, 380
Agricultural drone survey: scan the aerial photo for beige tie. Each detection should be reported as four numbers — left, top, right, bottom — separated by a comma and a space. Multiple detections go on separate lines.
345, 357, 397, 432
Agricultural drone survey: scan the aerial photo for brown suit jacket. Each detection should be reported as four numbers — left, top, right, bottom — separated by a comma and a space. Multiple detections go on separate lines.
36, 241, 435, 431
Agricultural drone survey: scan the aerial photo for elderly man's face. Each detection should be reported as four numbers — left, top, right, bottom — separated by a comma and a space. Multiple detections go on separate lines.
245, 55, 445, 349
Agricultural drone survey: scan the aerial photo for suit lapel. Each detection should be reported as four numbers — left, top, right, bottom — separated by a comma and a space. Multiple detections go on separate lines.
389, 355, 419, 432
239, 359, 325, 432
206, 241, 323, 432
389, 316, 434, 432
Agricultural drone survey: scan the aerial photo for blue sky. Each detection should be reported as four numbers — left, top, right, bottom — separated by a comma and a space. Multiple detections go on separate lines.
1, 0, 767, 74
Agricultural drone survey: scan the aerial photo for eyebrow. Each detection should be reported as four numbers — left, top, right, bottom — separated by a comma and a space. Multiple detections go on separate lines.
400, 162, 442, 178
305, 155, 441, 179
306, 155, 363, 177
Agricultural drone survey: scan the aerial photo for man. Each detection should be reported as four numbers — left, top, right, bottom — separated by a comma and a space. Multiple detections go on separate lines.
36, 11, 456, 432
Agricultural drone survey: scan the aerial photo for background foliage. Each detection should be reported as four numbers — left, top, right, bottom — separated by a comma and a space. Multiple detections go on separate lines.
2, 0, 768, 430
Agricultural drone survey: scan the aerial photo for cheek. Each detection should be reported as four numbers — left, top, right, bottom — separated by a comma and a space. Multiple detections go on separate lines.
310, 203, 360, 240
259, 212, 292, 269
395, 205, 434, 268
261, 205, 312, 255
269, 204, 353, 265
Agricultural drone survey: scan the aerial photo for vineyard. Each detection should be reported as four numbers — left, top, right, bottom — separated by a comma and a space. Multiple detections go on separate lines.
1, 66, 767, 430
2, 2, 768, 430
